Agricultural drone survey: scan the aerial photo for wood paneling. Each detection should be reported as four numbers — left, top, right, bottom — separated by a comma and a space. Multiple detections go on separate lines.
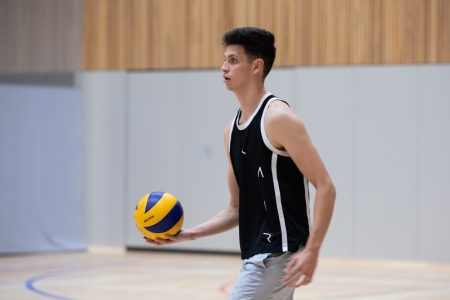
83, 0, 450, 70
82, 0, 127, 69
0, 0, 83, 73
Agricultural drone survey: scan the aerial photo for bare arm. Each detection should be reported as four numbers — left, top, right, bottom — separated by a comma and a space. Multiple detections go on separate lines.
144, 121, 239, 246
264, 101, 336, 287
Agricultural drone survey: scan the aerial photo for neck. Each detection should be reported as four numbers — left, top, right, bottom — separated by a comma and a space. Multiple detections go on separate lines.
234, 83, 267, 123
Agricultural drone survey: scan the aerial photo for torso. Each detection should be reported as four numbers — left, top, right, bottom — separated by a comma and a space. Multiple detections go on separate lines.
229, 92, 311, 259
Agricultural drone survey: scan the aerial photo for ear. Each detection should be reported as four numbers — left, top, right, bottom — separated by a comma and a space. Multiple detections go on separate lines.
252, 58, 264, 76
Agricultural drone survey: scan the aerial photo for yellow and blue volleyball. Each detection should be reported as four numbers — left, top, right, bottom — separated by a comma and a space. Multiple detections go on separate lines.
134, 192, 184, 240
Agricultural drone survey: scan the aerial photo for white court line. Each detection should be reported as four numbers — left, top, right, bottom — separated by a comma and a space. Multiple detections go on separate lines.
35, 281, 226, 296
314, 274, 450, 286
323, 287, 450, 300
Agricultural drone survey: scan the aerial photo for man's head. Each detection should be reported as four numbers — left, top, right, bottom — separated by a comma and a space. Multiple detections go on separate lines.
222, 27, 276, 80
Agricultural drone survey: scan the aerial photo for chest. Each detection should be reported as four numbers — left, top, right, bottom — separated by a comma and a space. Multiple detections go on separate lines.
230, 123, 273, 180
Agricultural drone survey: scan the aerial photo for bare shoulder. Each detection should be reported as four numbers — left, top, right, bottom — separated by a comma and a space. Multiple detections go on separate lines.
265, 100, 305, 130
265, 100, 333, 191
224, 119, 233, 138
267, 98, 292, 112
265, 100, 308, 150
223, 119, 234, 148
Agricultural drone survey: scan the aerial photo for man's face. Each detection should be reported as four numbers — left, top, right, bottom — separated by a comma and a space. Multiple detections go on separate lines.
221, 45, 253, 91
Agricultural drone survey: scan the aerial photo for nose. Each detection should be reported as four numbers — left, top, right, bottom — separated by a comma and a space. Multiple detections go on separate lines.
221, 61, 228, 73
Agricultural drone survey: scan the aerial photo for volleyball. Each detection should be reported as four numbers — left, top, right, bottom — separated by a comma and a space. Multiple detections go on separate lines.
134, 192, 184, 240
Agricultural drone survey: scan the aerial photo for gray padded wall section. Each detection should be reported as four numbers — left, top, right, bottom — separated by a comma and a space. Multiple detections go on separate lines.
79, 66, 449, 262
126, 72, 184, 249
0, 84, 85, 253
295, 67, 354, 258
177, 71, 239, 251
125, 69, 299, 251
293, 65, 450, 263
418, 66, 450, 262
126, 70, 240, 251
354, 66, 418, 260
78, 72, 126, 247
265, 68, 296, 112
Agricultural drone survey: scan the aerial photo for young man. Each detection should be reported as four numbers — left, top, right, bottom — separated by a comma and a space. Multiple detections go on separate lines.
145, 27, 336, 299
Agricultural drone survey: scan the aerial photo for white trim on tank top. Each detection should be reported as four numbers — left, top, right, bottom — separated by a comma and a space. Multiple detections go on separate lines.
236, 92, 272, 130
271, 153, 289, 252
304, 177, 312, 232
230, 91, 271, 150
261, 98, 290, 157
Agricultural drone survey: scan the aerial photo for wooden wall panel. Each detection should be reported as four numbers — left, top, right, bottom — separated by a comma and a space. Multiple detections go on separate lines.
83, 0, 127, 70
83, 0, 450, 70
0, 0, 83, 73
445, 0, 450, 62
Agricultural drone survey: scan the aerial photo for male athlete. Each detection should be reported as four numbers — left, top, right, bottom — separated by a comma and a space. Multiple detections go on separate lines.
145, 27, 336, 299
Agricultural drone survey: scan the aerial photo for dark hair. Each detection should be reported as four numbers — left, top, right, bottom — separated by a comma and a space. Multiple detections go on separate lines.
222, 27, 276, 79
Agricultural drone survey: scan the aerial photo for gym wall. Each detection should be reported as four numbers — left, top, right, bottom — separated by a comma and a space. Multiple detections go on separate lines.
1, 0, 449, 262
116, 65, 450, 262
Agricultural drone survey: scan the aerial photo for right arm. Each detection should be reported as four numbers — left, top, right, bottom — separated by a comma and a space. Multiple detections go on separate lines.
144, 121, 239, 246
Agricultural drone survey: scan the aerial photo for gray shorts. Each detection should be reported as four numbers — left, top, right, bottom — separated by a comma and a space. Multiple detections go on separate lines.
229, 252, 296, 300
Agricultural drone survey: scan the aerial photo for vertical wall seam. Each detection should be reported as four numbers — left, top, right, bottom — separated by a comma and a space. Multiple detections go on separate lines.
293, 67, 298, 113
123, 71, 130, 246
351, 67, 358, 258
415, 66, 421, 261
178, 72, 183, 212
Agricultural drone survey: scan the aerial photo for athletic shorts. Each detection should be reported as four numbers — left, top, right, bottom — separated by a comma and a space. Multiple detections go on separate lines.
228, 252, 296, 300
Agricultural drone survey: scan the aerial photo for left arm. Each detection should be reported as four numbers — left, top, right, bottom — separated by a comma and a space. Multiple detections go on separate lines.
264, 101, 336, 287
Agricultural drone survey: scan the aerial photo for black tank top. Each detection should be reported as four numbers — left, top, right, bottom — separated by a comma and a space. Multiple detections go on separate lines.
229, 93, 311, 259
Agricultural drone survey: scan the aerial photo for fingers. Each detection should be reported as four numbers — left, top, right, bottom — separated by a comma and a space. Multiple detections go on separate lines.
143, 236, 176, 246
282, 259, 301, 284
142, 229, 189, 246
283, 272, 313, 288
292, 274, 312, 287
284, 271, 301, 287
282, 254, 316, 288
298, 275, 312, 286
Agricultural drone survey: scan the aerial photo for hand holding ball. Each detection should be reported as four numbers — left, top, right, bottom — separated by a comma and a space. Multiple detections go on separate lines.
134, 192, 184, 240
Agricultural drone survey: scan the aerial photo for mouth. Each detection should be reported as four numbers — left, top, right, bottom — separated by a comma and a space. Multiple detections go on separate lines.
223, 75, 230, 83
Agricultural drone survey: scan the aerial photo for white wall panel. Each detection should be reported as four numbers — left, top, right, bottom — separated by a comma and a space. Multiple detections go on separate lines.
296, 67, 354, 257
354, 66, 418, 260
4, 67, 446, 258
177, 70, 239, 252
126, 70, 240, 252
418, 65, 450, 262
126, 72, 183, 248
79, 72, 126, 247
265, 68, 296, 111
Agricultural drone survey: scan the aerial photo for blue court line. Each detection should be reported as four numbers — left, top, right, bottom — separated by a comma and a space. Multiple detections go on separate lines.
25, 268, 77, 300
24, 262, 130, 300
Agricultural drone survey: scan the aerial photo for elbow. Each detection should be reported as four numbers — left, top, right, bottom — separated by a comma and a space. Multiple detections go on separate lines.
318, 178, 336, 202
229, 197, 239, 211
328, 180, 336, 203
329, 180, 336, 196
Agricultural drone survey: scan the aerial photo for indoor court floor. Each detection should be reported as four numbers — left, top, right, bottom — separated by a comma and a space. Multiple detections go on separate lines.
1, 247, 450, 300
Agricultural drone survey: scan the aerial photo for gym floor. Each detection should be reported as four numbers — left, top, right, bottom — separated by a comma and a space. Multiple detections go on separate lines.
1, 248, 450, 300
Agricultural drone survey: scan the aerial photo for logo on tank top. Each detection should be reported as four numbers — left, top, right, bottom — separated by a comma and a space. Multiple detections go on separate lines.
263, 233, 271, 243
241, 149, 246, 155
258, 167, 264, 178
